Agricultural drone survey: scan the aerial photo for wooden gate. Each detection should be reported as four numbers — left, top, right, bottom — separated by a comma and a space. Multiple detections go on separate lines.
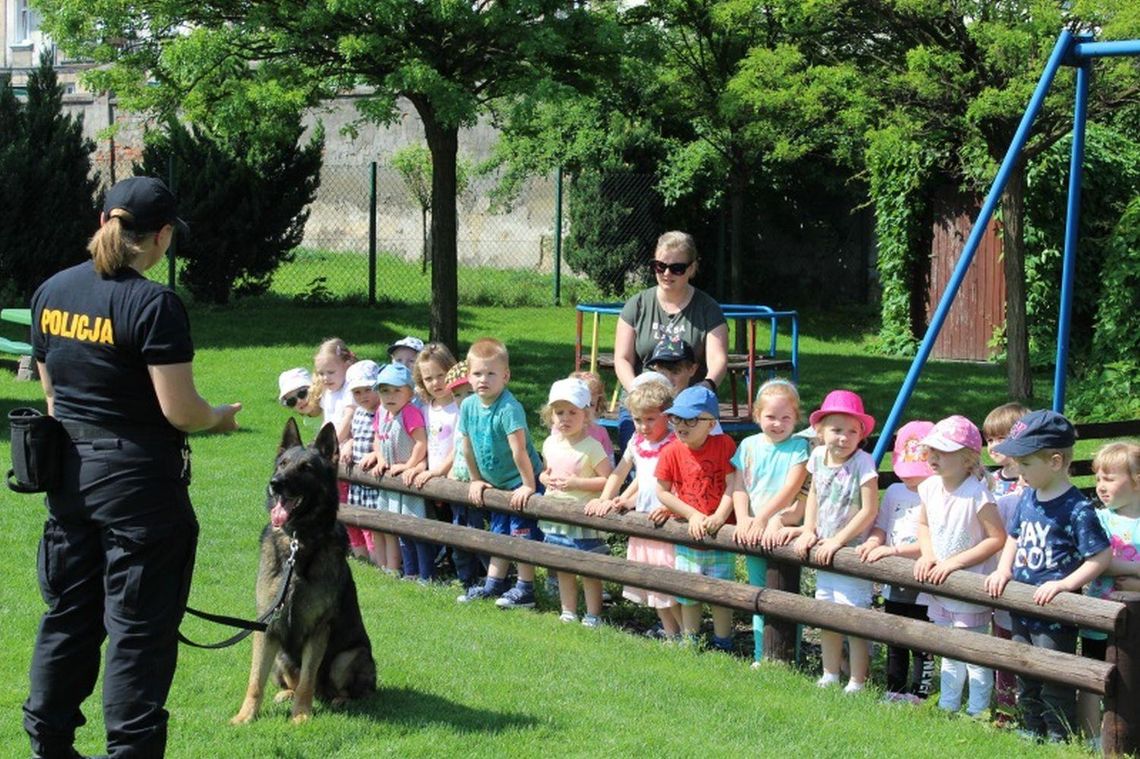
928, 187, 1005, 361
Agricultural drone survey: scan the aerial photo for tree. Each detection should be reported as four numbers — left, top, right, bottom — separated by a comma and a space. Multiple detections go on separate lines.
0, 53, 97, 302
136, 117, 322, 304
391, 145, 470, 275
39, 1, 621, 350
859, 1, 1140, 400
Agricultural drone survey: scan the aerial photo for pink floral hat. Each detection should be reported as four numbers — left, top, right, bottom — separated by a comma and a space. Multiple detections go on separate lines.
921, 415, 982, 453
891, 420, 935, 478
808, 390, 875, 438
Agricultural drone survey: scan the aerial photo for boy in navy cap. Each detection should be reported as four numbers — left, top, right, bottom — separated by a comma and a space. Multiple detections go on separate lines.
984, 410, 1110, 742
654, 385, 737, 650
645, 337, 698, 395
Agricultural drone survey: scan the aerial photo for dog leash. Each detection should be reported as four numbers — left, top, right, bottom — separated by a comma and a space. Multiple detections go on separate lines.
178, 538, 299, 650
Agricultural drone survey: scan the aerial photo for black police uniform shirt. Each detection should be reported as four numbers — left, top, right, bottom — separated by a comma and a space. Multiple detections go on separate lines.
31, 260, 194, 430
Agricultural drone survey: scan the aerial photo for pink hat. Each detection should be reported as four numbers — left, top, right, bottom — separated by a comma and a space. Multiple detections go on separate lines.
808, 390, 875, 438
921, 415, 982, 453
891, 420, 935, 478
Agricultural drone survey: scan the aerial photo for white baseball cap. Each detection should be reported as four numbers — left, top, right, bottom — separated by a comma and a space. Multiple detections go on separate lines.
631, 370, 674, 394
548, 378, 592, 409
278, 367, 312, 401
387, 336, 425, 355
345, 360, 382, 391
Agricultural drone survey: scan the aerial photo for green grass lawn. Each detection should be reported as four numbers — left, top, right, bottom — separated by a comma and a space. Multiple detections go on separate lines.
0, 297, 1095, 757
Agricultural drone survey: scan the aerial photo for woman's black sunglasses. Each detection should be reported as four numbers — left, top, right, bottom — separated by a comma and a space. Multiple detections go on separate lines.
651, 260, 692, 275
282, 387, 309, 408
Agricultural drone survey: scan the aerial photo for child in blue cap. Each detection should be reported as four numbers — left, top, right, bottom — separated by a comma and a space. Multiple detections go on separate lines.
984, 409, 1111, 742
654, 385, 738, 650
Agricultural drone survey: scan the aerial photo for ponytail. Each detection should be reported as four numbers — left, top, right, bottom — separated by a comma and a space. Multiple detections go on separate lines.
87, 210, 147, 275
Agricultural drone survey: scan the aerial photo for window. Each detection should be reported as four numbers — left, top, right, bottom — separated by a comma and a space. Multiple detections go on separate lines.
17, 0, 42, 42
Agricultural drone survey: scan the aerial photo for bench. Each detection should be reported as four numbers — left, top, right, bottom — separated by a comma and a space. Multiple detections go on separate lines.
0, 336, 32, 356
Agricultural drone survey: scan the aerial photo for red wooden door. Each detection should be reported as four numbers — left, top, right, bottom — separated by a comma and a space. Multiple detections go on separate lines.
927, 188, 1005, 361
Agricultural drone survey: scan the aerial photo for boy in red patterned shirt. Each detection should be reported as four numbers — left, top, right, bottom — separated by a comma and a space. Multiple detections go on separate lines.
655, 385, 737, 650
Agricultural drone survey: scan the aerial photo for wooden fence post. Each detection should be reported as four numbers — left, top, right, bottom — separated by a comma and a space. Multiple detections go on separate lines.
764, 560, 800, 664
1104, 591, 1140, 756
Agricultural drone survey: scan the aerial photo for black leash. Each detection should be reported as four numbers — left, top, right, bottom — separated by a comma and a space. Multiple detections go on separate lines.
178, 538, 299, 650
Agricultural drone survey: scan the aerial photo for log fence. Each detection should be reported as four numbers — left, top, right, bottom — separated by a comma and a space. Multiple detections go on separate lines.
339, 466, 1140, 755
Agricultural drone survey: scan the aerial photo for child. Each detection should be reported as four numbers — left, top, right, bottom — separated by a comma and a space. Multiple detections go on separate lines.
792, 389, 878, 692
655, 385, 737, 651
539, 378, 614, 626
568, 370, 615, 462
387, 336, 425, 370
731, 379, 810, 666
278, 367, 316, 415
409, 342, 458, 576
455, 338, 545, 608
361, 363, 433, 581
338, 360, 385, 564
912, 416, 1005, 717
983, 401, 1029, 722
312, 338, 362, 551
586, 374, 680, 637
645, 338, 698, 395
984, 402, 1031, 497
984, 410, 1112, 742
431, 361, 489, 593
1080, 440, 1140, 738
856, 420, 935, 703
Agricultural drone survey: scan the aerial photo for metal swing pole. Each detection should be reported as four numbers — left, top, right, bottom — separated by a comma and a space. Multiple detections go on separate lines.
872, 29, 1076, 466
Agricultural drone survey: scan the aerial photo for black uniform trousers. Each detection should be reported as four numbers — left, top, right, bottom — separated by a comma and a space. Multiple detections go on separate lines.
24, 435, 197, 759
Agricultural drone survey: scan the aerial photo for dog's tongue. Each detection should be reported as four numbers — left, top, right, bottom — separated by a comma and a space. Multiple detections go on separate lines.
270, 498, 289, 529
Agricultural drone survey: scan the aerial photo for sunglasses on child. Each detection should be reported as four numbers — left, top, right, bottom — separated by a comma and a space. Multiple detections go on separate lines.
668, 415, 715, 428
650, 260, 693, 276
281, 387, 309, 408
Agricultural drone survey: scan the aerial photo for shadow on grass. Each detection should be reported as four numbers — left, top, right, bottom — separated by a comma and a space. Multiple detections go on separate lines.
339, 686, 541, 734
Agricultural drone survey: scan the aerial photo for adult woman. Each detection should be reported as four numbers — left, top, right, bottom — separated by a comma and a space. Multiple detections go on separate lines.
23, 177, 241, 759
613, 231, 728, 448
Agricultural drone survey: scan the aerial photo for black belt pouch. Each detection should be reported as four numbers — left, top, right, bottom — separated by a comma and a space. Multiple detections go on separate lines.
7, 408, 64, 493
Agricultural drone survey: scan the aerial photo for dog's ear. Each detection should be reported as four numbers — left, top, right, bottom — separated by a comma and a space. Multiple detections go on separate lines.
314, 422, 339, 463
279, 417, 302, 456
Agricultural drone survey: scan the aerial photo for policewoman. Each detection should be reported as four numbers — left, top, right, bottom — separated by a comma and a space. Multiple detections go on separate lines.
23, 176, 241, 758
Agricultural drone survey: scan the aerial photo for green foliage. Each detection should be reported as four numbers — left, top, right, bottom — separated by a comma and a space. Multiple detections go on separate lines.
1066, 361, 1140, 422
0, 54, 97, 302
865, 124, 933, 356
1023, 124, 1140, 365
565, 171, 662, 296
137, 116, 322, 304
1091, 196, 1140, 362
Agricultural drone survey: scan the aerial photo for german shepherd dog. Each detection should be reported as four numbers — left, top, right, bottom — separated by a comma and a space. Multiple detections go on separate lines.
231, 419, 376, 724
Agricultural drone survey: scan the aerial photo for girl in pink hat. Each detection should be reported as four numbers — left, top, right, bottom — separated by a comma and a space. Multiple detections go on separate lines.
857, 420, 936, 702
913, 415, 1006, 717
793, 389, 880, 692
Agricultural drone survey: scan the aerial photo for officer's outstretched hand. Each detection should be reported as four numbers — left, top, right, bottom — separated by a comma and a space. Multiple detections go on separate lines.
210, 403, 242, 433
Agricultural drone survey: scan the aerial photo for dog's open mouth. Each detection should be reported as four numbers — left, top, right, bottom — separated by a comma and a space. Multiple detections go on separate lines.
270, 496, 300, 529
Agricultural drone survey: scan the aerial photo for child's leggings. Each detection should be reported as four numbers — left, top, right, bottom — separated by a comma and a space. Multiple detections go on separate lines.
745, 555, 801, 662
399, 537, 437, 581
883, 600, 933, 697
934, 620, 993, 715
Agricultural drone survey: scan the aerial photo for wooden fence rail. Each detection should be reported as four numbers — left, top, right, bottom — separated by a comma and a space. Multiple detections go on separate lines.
338, 468, 1140, 755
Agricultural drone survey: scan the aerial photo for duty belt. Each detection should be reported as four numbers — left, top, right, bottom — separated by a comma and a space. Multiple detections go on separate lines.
60, 419, 185, 444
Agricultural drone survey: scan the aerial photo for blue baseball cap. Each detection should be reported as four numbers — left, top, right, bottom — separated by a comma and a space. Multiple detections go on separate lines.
374, 362, 414, 389
991, 409, 1076, 457
669, 386, 719, 420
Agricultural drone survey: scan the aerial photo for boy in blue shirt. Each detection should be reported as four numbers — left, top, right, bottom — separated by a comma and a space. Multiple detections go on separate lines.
985, 410, 1111, 742
455, 338, 545, 608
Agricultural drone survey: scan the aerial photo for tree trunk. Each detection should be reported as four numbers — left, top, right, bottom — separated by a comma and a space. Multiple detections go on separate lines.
419, 104, 459, 352
1001, 159, 1033, 402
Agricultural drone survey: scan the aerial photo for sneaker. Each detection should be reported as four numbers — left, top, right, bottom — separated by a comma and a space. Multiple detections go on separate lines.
457, 584, 500, 603
644, 622, 666, 640
559, 610, 579, 623
883, 691, 921, 705
816, 672, 841, 688
581, 614, 602, 628
710, 635, 734, 653
495, 585, 536, 609
750, 661, 763, 670
843, 680, 865, 695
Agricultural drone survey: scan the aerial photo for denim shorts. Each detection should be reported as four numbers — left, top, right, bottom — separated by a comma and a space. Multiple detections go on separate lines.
543, 532, 611, 555
489, 511, 542, 541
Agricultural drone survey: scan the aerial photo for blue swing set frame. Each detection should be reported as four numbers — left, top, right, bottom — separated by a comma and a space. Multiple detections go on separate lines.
872, 29, 1140, 466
